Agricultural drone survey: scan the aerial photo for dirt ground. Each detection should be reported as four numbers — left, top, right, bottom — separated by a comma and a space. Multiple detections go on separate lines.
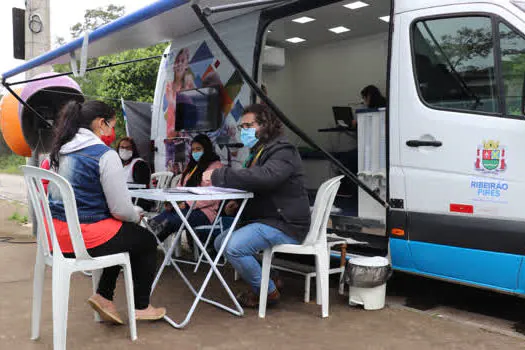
2, 197, 525, 350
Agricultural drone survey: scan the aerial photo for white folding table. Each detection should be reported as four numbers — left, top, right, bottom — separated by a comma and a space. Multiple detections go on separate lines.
129, 188, 253, 329
127, 183, 147, 189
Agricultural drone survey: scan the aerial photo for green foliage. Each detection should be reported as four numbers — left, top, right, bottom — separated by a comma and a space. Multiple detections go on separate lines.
53, 4, 126, 101
8, 211, 29, 225
0, 154, 25, 174
439, 27, 493, 69
96, 43, 168, 142
70, 5, 125, 39
52, 4, 168, 144
53, 43, 167, 142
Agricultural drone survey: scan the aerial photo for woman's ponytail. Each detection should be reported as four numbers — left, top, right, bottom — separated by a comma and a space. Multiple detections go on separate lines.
49, 100, 115, 169
49, 101, 82, 169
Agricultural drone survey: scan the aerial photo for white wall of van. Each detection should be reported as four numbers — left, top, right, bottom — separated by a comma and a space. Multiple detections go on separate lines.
264, 32, 389, 151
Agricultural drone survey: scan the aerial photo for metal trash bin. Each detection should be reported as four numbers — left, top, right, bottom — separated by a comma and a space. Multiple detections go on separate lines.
344, 256, 391, 310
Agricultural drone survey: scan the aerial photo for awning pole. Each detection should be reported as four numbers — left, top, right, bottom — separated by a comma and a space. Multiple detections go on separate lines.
6, 54, 165, 87
201, 0, 292, 16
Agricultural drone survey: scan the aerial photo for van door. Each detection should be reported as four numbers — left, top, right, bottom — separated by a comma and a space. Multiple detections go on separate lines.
392, 2, 525, 292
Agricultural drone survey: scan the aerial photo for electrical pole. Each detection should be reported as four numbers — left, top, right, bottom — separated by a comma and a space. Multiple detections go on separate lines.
25, 0, 51, 235
25, 0, 51, 79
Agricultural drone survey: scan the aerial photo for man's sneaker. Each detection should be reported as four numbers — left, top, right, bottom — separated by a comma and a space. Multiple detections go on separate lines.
236, 289, 281, 308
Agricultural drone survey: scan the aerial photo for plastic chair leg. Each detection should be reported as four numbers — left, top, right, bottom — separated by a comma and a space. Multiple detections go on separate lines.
52, 265, 71, 350
258, 249, 273, 318
173, 235, 181, 258
338, 269, 345, 296
304, 274, 311, 303
165, 237, 173, 264
316, 251, 330, 318
122, 261, 137, 341
339, 244, 347, 295
91, 269, 102, 322
31, 254, 46, 340
315, 267, 322, 305
193, 240, 199, 261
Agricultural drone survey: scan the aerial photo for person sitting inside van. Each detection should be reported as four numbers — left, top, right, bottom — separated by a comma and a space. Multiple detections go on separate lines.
48, 100, 166, 323
202, 104, 311, 308
351, 85, 387, 128
148, 134, 223, 244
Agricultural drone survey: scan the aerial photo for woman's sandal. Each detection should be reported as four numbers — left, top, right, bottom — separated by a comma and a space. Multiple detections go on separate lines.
135, 305, 167, 321
87, 295, 124, 325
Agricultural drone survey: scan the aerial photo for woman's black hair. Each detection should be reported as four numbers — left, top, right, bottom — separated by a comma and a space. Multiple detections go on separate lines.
360, 85, 387, 108
50, 100, 115, 169
181, 134, 220, 187
117, 137, 141, 165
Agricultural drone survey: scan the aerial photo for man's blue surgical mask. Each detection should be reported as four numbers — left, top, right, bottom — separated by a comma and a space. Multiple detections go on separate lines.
192, 151, 204, 162
240, 128, 259, 148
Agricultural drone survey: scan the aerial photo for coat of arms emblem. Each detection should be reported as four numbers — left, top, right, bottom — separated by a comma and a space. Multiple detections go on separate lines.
475, 140, 506, 173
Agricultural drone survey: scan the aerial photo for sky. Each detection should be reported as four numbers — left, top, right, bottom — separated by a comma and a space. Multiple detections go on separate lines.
0, 0, 154, 84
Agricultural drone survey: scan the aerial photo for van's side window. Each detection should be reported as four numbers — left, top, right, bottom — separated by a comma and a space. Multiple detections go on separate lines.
413, 17, 498, 113
499, 23, 525, 116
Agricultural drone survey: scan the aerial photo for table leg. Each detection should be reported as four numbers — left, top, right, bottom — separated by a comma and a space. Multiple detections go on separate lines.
193, 200, 227, 273
150, 203, 195, 294
160, 198, 248, 328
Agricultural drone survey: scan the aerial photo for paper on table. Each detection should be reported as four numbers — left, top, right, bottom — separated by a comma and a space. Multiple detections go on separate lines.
164, 186, 246, 195
163, 187, 192, 193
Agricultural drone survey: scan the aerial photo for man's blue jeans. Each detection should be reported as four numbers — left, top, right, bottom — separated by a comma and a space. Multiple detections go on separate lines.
214, 223, 299, 294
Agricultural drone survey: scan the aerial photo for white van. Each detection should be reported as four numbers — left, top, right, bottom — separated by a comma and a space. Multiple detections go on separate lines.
3, 0, 525, 296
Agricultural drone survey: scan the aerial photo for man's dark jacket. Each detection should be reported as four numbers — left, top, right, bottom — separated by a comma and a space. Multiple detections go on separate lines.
211, 136, 311, 242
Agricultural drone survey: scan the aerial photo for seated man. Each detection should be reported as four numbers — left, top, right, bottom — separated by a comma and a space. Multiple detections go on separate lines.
203, 103, 311, 307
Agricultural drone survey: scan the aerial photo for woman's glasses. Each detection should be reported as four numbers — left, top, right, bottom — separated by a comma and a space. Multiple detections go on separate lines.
104, 119, 115, 129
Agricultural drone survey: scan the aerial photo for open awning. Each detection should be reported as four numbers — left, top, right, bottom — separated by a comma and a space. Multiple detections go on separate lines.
1, 0, 277, 81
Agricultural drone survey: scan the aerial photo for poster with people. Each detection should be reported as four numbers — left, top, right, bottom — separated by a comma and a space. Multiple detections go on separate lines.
161, 41, 246, 175
151, 13, 259, 174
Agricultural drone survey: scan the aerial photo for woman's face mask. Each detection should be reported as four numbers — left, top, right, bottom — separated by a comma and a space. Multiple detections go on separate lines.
101, 128, 116, 146
192, 151, 204, 162
191, 142, 205, 162
118, 148, 133, 161
100, 119, 116, 146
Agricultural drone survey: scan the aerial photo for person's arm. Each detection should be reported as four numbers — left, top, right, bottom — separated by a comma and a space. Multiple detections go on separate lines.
211, 146, 296, 192
193, 161, 223, 210
99, 151, 140, 223
132, 160, 151, 185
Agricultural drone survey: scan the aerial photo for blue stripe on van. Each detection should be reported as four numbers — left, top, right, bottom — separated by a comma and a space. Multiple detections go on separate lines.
391, 239, 524, 294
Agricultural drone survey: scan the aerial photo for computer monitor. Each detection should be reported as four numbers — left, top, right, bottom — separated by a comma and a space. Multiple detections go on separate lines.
332, 106, 353, 127
175, 86, 222, 132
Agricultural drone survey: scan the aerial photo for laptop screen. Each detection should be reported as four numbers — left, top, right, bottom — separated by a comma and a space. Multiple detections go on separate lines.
332, 106, 353, 127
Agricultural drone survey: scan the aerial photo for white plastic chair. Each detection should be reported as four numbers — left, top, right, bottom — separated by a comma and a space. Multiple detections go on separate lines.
258, 175, 344, 319
23, 166, 137, 350
169, 173, 182, 189
145, 171, 175, 216
150, 171, 174, 190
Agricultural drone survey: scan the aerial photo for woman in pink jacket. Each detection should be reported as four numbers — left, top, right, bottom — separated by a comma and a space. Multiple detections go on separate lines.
149, 134, 222, 243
